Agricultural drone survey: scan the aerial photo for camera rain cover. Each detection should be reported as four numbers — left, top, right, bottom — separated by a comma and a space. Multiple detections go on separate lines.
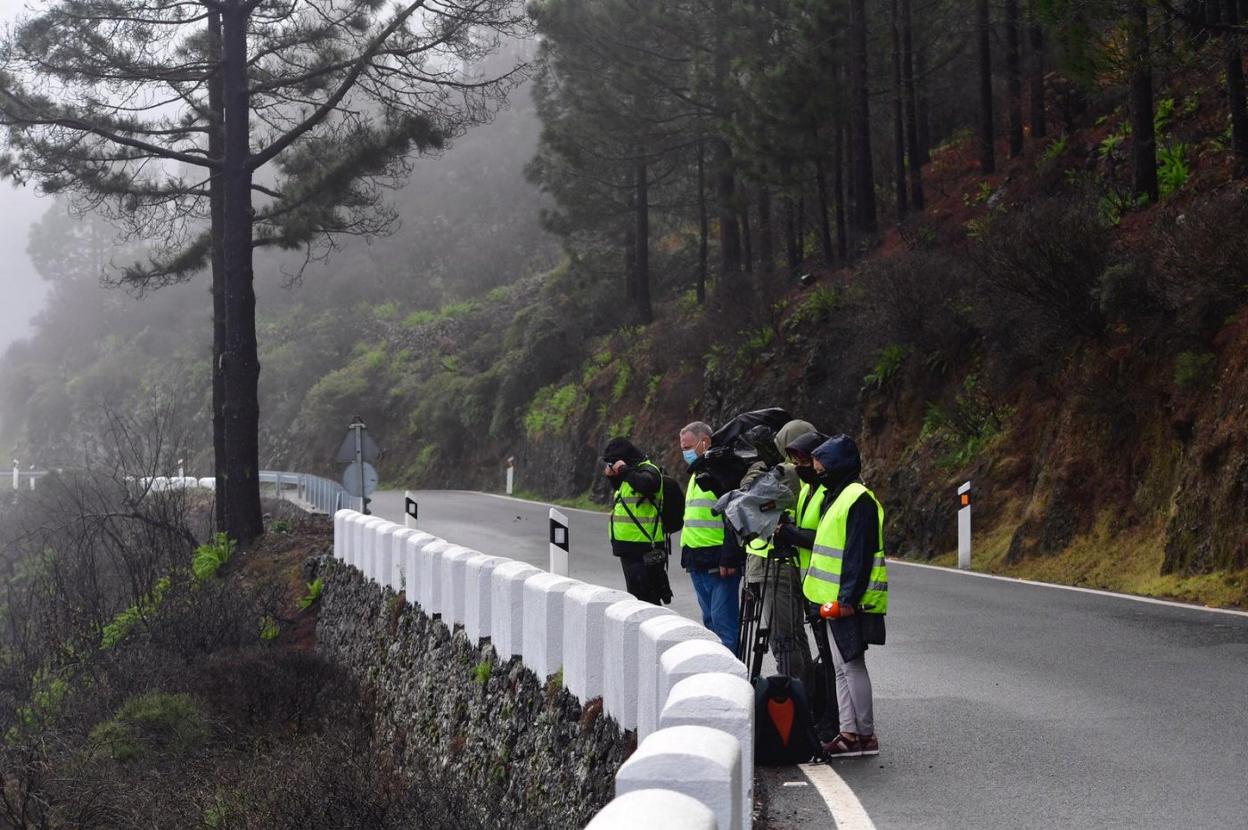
713, 467, 796, 543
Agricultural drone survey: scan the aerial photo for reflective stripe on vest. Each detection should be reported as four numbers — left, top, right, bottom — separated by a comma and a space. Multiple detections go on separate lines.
793, 482, 826, 571
746, 537, 771, 559
682, 476, 724, 548
610, 460, 662, 544
802, 482, 888, 614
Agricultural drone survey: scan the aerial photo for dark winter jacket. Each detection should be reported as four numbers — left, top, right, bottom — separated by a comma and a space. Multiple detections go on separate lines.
813, 434, 886, 660
604, 439, 663, 558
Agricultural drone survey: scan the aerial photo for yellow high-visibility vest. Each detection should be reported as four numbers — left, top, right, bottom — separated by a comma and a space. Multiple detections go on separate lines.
802, 482, 888, 614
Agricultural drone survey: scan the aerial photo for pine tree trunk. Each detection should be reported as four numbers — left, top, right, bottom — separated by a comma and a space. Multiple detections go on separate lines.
1224, 0, 1248, 177
740, 193, 754, 273
1006, 0, 1024, 156
757, 187, 774, 273
712, 0, 741, 279
917, 37, 932, 163
1128, 0, 1159, 202
783, 163, 800, 277
221, 6, 263, 546
815, 156, 835, 262
977, 0, 996, 173
635, 160, 653, 323
208, 11, 227, 533
697, 138, 708, 303
834, 124, 848, 260
1028, 0, 1048, 140
891, 0, 909, 217
902, 0, 925, 209
849, 0, 878, 233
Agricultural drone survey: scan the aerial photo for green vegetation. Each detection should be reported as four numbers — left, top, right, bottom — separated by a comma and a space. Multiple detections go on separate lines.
863, 345, 908, 393
88, 692, 210, 762
472, 660, 493, 685
193, 533, 236, 581
101, 577, 171, 649
1174, 351, 1217, 390
298, 578, 324, 611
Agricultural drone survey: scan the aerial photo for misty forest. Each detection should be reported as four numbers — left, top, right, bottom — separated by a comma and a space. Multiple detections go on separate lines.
1, 0, 1248, 825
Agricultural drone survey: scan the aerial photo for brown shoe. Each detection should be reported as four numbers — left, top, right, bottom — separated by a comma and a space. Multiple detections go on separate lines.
822, 732, 862, 759
859, 734, 879, 756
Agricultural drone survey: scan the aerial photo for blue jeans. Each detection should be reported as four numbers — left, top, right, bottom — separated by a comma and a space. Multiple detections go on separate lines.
689, 569, 742, 654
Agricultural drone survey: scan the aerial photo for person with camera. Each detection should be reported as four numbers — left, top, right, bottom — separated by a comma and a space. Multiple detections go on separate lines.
678, 421, 742, 651
603, 437, 672, 605
740, 419, 817, 683
803, 434, 888, 758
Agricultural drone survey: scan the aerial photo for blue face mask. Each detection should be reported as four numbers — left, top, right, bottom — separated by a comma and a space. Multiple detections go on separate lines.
682, 449, 699, 465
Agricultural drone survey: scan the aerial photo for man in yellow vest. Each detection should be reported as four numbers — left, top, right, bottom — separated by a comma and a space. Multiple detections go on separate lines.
678, 421, 742, 651
604, 437, 670, 605
803, 434, 888, 758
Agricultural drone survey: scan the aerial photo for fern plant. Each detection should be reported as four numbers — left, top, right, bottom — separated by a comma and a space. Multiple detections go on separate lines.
192, 533, 236, 581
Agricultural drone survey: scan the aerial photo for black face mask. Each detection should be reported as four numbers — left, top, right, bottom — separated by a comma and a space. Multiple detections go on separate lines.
816, 470, 841, 489
796, 466, 819, 485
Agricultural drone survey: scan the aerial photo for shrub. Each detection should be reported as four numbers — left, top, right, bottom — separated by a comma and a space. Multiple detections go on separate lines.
1097, 262, 1157, 320
402, 309, 437, 329
88, 692, 210, 762
971, 196, 1109, 338
1174, 351, 1216, 390
102, 577, 171, 649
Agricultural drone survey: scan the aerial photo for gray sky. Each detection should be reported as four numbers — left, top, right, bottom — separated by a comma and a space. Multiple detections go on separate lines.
0, 0, 51, 352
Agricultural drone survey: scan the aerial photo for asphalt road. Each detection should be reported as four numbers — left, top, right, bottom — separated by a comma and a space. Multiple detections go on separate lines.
371, 489, 1248, 829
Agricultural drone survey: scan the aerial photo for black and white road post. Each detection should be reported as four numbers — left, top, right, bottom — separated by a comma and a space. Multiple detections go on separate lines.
958, 481, 972, 570
404, 491, 418, 529
549, 507, 570, 577
505, 456, 515, 496
11, 460, 17, 490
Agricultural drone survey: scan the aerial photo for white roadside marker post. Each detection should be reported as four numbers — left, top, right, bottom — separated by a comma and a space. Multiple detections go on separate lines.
404, 491, 417, 529
12, 460, 18, 490
958, 481, 972, 570
549, 507, 570, 577
505, 456, 515, 496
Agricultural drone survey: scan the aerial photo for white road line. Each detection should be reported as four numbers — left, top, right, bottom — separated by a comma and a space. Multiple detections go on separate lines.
799, 763, 877, 830
890, 558, 1248, 619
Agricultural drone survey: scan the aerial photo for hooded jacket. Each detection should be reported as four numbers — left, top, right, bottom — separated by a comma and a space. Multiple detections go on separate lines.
811, 435, 879, 607
603, 438, 662, 558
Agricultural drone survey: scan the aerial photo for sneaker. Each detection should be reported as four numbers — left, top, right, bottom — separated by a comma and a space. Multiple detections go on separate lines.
822, 732, 862, 759
858, 734, 879, 756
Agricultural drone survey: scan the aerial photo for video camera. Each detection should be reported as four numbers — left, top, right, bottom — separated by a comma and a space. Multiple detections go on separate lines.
690, 407, 793, 497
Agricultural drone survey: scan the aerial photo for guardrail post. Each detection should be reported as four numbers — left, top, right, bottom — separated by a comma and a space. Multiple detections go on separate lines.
563, 584, 632, 703
403, 532, 435, 607
521, 572, 580, 679
490, 560, 542, 660
660, 673, 755, 813
418, 539, 452, 616
637, 616, 720, 739
615, 725, 743, 830
603, 600, 675, 730
464, 553, 505, 644
585, 790, 716, 830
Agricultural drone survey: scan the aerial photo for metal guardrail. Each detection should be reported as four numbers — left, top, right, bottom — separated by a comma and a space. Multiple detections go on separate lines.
259, 470, 358, 514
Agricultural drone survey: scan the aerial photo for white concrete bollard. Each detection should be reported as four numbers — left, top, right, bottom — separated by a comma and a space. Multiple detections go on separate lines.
563, 584, 633, 703
603, 600, 675, 730
585, 789, 717, 830
490, 560, 542, 660
376, 523, 405, 592
440, 545, 481, 628
615, 725, 743, 830
333, 509, 354, 562
658, 639, 748, 711
660, 673, 756, 813
463, 553, 506, 644
360, 518, 393, 582
389, 528, 420, 593
403, 531, 437, 607
636, 616, 721, 739
522, 572, 581, 679
418, 538, 452, 615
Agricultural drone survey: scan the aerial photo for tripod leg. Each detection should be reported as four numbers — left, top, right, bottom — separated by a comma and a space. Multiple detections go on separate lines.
749, 556, 773, 680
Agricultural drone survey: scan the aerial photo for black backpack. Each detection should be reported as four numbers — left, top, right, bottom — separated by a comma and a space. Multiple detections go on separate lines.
753, 675, 820, 765
654, 470, 684, 535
